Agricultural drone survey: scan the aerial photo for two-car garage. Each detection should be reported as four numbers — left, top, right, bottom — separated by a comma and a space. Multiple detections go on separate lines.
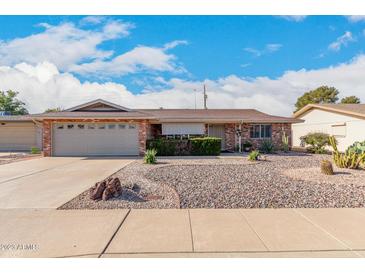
52, 122, 139, 156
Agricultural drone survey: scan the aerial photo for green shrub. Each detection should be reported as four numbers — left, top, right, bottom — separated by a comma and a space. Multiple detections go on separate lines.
144, 149, 157, 164
330, 136, 365, 169
147, 139, 186, 156
248, 150, 260, 161
190, 137, 221, 156
30, 147, 41, 154
259, 139, 275, 154
300, 132, 331, 154
147, 137, 221, 156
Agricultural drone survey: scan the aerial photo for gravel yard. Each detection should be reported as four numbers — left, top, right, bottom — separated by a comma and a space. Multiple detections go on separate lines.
60, 153, 365, 209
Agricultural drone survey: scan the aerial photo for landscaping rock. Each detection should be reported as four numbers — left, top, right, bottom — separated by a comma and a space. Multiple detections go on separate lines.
102, 177, 123, 200
90, 177, 122, 201
89, 180, 106, 200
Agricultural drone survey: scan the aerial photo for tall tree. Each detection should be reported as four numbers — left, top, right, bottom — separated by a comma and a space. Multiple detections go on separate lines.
295, 86, 339, 112
0, 90, 28, 115
340, 96, 361, 104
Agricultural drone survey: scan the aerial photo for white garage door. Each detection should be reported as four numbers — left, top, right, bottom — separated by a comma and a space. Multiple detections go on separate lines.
0, 122, 37, 151
53, 123, 139, 156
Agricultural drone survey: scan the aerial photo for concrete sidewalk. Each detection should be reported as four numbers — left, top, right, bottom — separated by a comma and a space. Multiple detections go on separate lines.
1, 208, 365, 258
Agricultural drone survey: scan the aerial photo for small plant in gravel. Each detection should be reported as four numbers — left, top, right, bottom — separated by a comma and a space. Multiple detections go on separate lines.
30, 146, 41, 154
320, 160, 334, 175
329, 136, 365, 169
248, 150, 260, 161
259, 139, 275, 154
144, 149, 157, 164
300, 132, 331, 154
281, 132, 289, 153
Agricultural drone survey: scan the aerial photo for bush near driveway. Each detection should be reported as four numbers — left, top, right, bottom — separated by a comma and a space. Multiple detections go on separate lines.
147, 137, 221, 156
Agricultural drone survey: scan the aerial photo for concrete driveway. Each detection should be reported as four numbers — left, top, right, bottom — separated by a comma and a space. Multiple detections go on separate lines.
0, 157, 135, 208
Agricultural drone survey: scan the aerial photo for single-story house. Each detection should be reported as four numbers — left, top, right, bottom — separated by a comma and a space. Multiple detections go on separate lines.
292, 103, 365, 152
0, 99, 301, 156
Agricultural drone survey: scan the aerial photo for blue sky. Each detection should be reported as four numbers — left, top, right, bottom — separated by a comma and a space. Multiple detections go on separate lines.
0, 15, 365, 115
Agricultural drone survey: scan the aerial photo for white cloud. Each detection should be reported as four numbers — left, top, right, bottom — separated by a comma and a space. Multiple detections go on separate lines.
70, 41, 187, 77
102, 20, 134, 39
243, 47, 262, 57
244, 43, 282, 57
79, 16, 106, 25
0, 19, 133, 70
328, 31, 355, 51
278, 16, 307, 22
266, 43, 282, 52
1, 56, 365, 116
240, 63, 251, 68
346, 15, 365, 23
163, 40, 188, 50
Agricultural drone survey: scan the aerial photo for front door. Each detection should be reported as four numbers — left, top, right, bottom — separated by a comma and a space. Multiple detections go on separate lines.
208, 124, 225, 150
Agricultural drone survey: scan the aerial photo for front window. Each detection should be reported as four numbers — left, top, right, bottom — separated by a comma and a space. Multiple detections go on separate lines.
250, 124, 272, 139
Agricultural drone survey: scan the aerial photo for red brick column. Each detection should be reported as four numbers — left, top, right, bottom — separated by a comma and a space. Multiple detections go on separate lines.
138, 120, 149, 156
224, 123, 236, 151
42, 120, 52, 157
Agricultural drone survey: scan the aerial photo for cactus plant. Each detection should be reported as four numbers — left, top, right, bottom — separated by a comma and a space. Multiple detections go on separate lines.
320, 160, 334, 175
282, 132, 289, 152
329, 136, 365, 169
346, 141, 365, 155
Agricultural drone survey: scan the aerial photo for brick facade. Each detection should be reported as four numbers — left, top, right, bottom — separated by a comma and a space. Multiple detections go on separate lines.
42, 118, 150, 157
240, 122, 292, 150
224, 123, 236, 151
41, 118, 292, 156
138, 119, 149, 156
42, 120, 52, 157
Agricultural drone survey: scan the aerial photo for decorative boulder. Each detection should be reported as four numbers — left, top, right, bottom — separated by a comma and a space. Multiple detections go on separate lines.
90, 177, 123, 201
89, 180, 106, 200
102, 177, 123, 200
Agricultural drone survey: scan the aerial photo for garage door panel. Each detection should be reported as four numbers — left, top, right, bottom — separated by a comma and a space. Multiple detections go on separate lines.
53, 123, 139, 156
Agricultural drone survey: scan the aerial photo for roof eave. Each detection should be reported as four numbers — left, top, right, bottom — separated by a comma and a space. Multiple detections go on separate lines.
157, 118, 302, 123
293, 104, 365, 120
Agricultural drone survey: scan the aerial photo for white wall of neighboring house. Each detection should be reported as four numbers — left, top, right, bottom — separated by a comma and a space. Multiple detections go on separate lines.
292, 109, 365, 152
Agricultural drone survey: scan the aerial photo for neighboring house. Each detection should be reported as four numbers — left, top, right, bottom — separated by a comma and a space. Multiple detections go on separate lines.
0, 115, 43, 151
292, 104, 365, 152
0, 99, 300, 156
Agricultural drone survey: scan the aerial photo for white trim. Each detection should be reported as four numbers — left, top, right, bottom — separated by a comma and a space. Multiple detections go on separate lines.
66, 99, 131, 112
